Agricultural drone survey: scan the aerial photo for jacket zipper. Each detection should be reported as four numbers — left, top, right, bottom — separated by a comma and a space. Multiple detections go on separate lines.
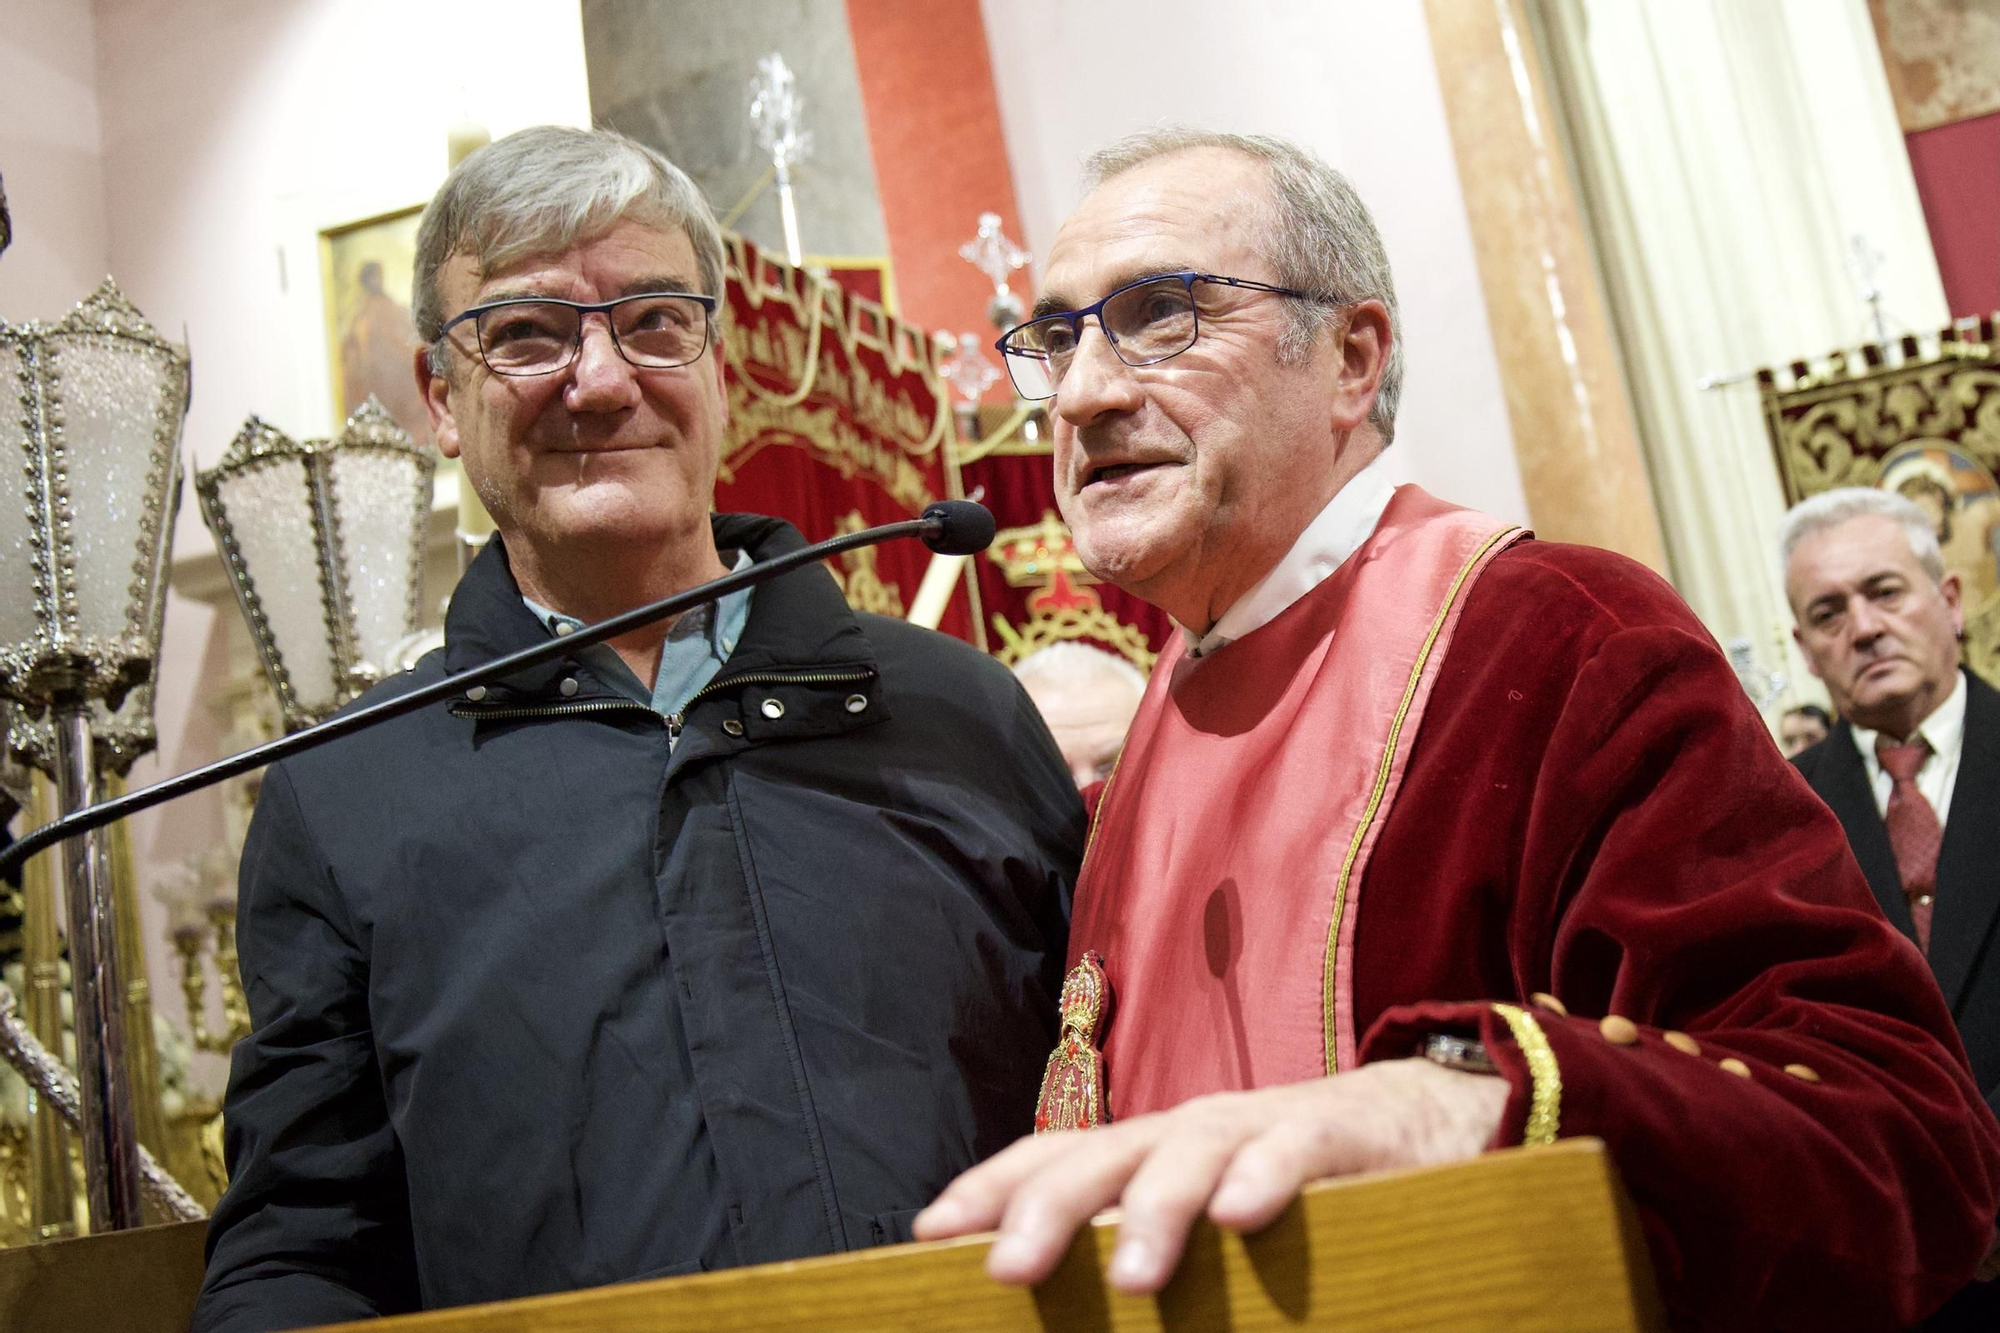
452, 668, 878, 747
665, 667, 877, 745
448, 699, 658, 723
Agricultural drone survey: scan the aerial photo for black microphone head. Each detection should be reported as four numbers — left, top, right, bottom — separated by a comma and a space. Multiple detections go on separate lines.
920, 500, 997, 555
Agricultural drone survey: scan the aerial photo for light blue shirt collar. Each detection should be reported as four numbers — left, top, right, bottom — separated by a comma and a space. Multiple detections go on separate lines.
522, 548, 754, 718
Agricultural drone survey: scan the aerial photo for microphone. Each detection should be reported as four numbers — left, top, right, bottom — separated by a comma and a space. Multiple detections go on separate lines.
919, 500, 995, 556
0, 503, 996, 882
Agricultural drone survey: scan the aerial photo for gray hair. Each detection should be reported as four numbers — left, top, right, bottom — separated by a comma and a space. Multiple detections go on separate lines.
414, 126, 726, 373
1012, 641, 1148, 696
1080, 127, 1403, 443
1778, 486, 1946, 586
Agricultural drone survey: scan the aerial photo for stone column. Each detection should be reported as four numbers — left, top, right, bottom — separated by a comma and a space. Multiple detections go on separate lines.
1423, 0, 1668, 571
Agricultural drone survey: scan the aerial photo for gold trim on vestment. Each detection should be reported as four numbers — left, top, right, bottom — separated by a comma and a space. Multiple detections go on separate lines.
1490, 1002, 1563, 1147
1321, 525, 1525, 1072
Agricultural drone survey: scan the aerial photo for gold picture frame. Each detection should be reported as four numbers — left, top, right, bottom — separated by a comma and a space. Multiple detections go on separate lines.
318, 204, 429, 447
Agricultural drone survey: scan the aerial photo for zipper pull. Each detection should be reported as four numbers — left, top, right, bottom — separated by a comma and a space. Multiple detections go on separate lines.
667, 712, 684, 748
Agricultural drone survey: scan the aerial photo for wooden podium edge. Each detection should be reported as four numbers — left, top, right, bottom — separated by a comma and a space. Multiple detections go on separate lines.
0, 1215, 207, 1333
321, 1139, 1665, 1333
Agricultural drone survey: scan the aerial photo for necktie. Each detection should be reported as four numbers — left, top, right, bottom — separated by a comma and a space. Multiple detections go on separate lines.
1875, 735, 1940, 953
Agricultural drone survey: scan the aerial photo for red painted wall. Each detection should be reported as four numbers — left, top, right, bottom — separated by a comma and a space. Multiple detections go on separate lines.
1905, 111, 2000, 319
845, 0, 1026, 383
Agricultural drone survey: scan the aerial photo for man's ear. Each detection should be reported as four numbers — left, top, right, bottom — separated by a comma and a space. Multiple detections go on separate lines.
418, 345, 460, 459
1941, 570, 1965, 635
1331, 299, 1392, 433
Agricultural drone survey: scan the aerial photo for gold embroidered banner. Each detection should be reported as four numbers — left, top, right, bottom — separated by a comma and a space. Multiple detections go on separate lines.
714, 234, 976, 644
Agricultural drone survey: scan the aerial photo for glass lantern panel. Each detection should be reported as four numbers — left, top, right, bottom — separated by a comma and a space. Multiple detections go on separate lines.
0, 342, 42, 652
133, 450, 182, 660
45, 334, 182, 651
327, 450, 427, 676
213, 457, 341, 718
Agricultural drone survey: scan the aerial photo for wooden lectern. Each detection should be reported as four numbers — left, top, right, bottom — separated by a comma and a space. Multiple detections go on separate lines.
0, 1139, 1661, 1331
320, 1139, 1664, 1333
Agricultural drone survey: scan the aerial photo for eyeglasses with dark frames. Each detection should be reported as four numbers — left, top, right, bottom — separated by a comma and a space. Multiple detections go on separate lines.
437, 291, 720, 377
993, 271, 1342, 401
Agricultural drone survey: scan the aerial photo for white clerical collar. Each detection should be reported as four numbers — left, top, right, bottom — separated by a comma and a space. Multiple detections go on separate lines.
1849, 667, 1967, 761
1181, 452, 1396, 659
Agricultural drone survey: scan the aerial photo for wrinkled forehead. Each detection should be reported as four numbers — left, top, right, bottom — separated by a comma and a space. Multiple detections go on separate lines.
1042, 149, 1273, 307
1787, 513, 1933, 598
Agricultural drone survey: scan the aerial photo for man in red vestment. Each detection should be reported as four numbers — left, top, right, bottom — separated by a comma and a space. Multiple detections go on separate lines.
912, 129, 2000, 1330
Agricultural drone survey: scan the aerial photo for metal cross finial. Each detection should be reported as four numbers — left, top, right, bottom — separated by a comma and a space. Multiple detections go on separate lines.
959, 212, 1030, 330
960, 212, 1030, 290
750, 54, 812, 170
939, 332, 1002, 406
1847, 233, 1891, 349
750, 53, 813, 266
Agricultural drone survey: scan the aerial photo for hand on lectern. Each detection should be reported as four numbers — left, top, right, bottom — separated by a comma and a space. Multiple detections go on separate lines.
911, 1058, 1506, 1294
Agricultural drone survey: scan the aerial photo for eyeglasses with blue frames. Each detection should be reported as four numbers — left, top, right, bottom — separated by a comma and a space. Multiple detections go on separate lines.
437, 291, 720, 377
993, 271, 1342, 401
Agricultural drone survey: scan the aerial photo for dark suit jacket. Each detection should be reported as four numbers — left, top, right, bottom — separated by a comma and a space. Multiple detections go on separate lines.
1793, 669, 2000, 1118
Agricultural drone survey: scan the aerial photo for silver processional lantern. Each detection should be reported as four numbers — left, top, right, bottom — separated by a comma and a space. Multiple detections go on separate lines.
0, 276, 190, 1232
196, 398, 435, 732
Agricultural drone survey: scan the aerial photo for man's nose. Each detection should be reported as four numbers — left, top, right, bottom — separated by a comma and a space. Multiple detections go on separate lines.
566, 315, 641, 408
1054, 322, 1143, 428
1848, 596, 1887, 644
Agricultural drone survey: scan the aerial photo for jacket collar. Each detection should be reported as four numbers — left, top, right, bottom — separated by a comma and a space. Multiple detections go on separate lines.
442, 513, 880, 704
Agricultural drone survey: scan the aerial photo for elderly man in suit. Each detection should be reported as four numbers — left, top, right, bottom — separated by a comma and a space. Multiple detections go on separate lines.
1784, 486, 2000, 1330
1783, 487, 1997, 1117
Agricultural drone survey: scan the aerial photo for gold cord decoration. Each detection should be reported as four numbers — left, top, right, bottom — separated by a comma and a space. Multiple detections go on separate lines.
1490, 1002, 1562, 1147
1321, 525, 1523, 1072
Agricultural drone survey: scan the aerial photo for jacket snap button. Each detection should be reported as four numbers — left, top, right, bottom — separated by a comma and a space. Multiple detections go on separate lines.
465, 685, 488, 702
845, 694, 868, 713
559, 677, 580, 697
760, 698, 785, 719
722, 719, 745, 737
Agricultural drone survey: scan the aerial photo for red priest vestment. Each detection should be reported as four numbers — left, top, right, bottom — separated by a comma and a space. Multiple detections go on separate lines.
1064, 486, 2000, 1331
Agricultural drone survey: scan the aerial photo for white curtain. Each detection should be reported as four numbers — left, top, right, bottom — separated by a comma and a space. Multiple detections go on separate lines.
1532, 0, 1947, 709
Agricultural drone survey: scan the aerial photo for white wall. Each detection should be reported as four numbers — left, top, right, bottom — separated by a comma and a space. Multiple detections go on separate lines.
0, 0, 591, 1088
0, 0, 111, 319
979, 0, 1531, 526
93, 0, 593, 514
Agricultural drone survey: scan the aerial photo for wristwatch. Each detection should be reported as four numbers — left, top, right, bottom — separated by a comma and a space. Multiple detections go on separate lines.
1418, 1032, 1498, 1075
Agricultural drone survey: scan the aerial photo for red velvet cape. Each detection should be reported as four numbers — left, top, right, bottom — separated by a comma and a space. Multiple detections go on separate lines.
1071, 523, 2000, 1331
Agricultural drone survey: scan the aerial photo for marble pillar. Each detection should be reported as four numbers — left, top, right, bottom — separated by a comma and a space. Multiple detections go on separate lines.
1423, 0, 1668, 571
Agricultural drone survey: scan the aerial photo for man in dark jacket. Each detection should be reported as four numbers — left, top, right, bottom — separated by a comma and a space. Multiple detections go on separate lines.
1783, 486, 2000, 1329
192, 127, 1082, 1332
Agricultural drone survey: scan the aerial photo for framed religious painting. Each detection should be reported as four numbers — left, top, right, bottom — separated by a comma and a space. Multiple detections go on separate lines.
318, 204, 430, 448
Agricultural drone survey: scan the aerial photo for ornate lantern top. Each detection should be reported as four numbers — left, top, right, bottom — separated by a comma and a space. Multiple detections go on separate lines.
0, 279, 190, 712
196, 398, 436, 731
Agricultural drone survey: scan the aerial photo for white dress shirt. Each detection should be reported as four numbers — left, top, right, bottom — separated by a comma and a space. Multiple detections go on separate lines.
1183, 453, 1396, 659
1848, 669, 1967, 824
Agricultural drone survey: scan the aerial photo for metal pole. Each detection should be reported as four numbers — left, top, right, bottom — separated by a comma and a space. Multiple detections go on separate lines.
50, 704, 143, 1231
23, 770, 77, 1238
773, 159, 804, 268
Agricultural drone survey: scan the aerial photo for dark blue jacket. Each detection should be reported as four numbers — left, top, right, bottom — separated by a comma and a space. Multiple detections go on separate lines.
194, 514, 1081, 1331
